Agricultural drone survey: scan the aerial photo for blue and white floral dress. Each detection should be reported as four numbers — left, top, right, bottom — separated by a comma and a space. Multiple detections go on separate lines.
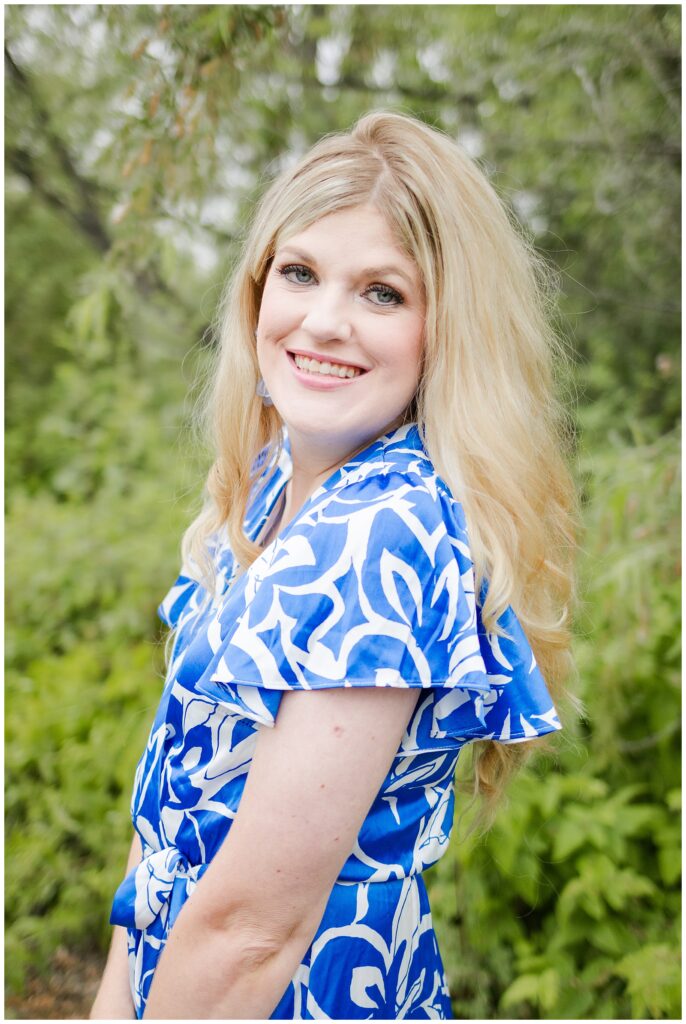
110, 421, 562, 1020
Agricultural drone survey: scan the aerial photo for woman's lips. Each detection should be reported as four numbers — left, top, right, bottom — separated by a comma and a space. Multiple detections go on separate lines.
285, 350, 367, 390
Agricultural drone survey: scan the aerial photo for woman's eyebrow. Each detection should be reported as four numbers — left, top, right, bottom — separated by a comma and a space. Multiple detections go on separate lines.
276, 247, 416, 288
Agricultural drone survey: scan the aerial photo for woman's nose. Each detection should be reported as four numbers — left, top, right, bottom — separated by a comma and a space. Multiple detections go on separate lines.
300, 290, 353, 343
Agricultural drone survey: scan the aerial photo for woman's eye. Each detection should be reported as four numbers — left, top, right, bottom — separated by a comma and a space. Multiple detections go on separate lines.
277, 265, 403, 306
367, 284, 404, 306
279, 264, 314, 285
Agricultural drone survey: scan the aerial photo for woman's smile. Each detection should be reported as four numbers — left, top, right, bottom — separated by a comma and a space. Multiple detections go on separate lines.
291, 350, 366, 377
285, 349, 368, 389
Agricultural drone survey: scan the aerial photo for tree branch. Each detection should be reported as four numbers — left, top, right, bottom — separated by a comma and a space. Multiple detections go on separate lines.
8, 145, 111, 254
5, 44, 112, 253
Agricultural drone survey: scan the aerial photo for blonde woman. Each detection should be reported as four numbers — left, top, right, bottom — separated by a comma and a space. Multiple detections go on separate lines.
91, 111, 578, 1020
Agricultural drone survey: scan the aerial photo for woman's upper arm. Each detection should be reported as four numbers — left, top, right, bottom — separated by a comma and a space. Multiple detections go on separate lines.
186, 686, 421, 942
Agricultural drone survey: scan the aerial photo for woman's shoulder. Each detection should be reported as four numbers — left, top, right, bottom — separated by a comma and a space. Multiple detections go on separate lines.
322, 423, 463, 537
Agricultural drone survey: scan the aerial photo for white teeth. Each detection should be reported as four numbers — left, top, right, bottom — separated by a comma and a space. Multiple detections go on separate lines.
293, 354, 363, 378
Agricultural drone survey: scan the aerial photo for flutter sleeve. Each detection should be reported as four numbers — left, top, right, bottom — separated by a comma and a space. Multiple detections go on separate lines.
182, 472, 562, 753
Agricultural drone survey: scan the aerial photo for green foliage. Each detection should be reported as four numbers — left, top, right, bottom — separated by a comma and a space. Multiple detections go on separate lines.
5, 3, 680, 1019
5, 363, 200, 993
613, 944, 682, 1020
426, 424, 681, 1019
5, 223, 205, 999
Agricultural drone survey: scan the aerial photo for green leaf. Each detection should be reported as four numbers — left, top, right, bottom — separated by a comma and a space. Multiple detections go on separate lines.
613, 944, 681, 1019
500, 973, 541, 1010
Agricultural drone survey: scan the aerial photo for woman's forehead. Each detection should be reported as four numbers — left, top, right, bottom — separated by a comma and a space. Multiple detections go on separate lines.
275, 206, 419, 271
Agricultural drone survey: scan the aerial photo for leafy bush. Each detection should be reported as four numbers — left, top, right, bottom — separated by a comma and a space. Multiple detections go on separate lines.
426, 422, 681, 1019
5, 287, 203, 995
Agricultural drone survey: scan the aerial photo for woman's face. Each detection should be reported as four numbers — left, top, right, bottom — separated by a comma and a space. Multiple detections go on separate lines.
256, 204, 425, 461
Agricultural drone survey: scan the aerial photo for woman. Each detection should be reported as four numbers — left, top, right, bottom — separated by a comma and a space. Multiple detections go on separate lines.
91, 111, 578, 1020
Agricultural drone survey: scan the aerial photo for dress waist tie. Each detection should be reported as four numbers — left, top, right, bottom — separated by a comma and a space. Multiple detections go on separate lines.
110, 846, 208, 931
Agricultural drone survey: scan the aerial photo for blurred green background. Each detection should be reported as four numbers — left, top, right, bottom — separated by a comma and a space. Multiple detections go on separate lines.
5, 4, 681, 1019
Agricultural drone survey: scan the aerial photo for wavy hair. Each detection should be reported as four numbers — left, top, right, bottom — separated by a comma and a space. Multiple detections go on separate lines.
181, 110, 580, 818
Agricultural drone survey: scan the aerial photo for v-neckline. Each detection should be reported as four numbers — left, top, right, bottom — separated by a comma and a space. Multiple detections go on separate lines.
248, 420, 422, 556
217, 421, 422, 596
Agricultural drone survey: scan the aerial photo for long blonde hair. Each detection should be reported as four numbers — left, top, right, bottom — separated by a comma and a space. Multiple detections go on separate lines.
183, 110, 580, 812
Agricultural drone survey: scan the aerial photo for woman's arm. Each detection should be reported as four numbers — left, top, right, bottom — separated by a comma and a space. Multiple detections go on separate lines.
143, 685, 421, 1020
90, 831, 142, 1020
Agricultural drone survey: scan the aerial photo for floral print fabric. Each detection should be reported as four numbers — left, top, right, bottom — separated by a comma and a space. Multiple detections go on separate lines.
110, 421, 562, 1019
